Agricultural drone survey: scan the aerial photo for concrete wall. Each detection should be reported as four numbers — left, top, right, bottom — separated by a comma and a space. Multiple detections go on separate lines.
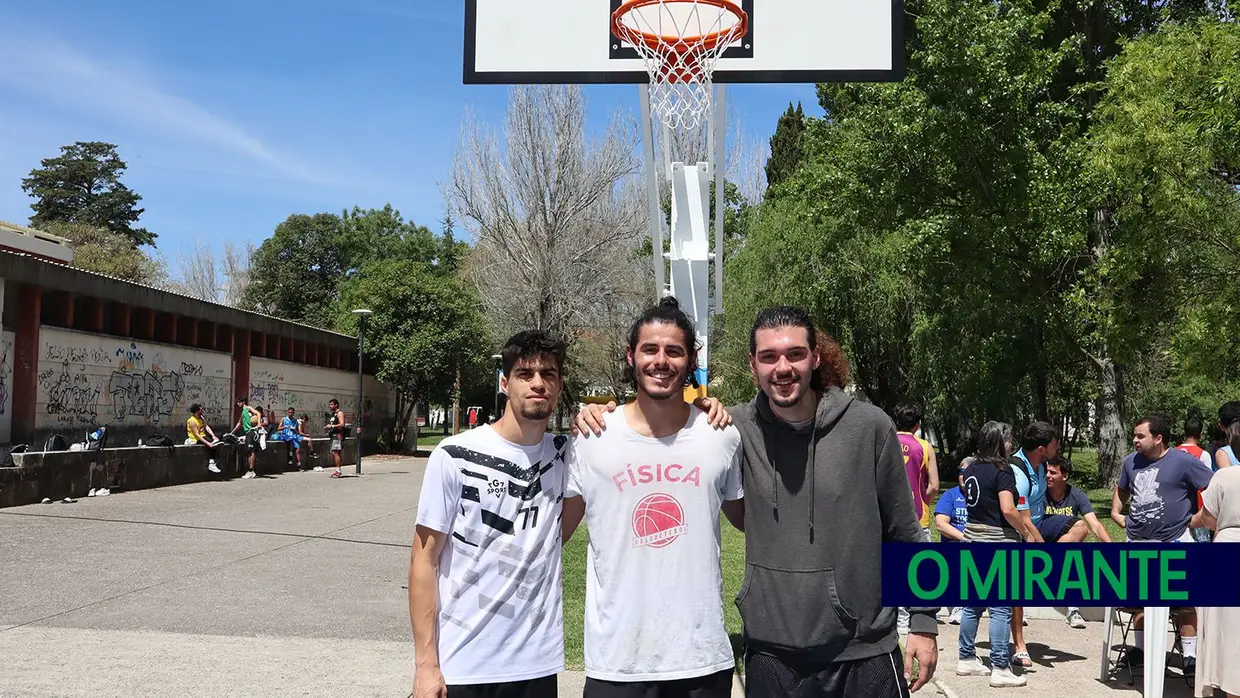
248, 357, 395, 446
34, 327, 232, 447
0, 329, 13, 442
0, 437, 356, 508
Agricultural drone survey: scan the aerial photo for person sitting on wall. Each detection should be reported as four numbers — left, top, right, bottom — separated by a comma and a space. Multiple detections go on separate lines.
186, 403, 222, 474
271, 407, 309, 471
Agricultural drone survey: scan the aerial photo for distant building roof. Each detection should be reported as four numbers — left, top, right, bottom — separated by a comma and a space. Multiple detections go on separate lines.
0, 219, 75, 264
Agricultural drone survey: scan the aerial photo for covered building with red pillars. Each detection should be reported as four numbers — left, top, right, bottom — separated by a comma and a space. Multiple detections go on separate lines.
0, 242, 394, 450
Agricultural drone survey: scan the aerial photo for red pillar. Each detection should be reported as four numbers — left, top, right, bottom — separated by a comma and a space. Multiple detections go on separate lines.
118, 304, 132, 336
185, 317, 198, 346
12, 284, 42, 443
88, 298, 104, 332
271, 335, 282, 361
63, 292, 75, 328
233, 328, 251, 407
144, 308, 156, 339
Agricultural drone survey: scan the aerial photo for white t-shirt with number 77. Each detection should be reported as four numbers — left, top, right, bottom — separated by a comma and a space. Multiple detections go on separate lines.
566, 407, 743, 682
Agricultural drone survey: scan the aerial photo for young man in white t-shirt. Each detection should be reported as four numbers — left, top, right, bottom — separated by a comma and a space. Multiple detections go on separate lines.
562, 296, 744, 698
410, 330, 570, 698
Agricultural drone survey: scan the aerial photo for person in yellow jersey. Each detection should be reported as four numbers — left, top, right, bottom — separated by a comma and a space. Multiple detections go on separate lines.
893, 403, 939, 637
186, 403, 222, 474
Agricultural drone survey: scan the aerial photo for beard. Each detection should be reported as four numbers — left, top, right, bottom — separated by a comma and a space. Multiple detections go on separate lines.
638, 367, 686, 401
517, 400, 554, 421
765, 373, 811, 408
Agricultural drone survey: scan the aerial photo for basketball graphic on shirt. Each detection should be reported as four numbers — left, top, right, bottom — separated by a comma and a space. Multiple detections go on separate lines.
632, 493, 687, 548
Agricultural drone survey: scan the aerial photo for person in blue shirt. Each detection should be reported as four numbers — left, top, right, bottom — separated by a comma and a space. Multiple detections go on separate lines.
1009, 422, 1061, 668
934, 486, 968, 625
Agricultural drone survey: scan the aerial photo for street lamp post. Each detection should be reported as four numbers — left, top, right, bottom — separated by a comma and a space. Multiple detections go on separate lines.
352, 309, 373, 475
491, 353, 502, 422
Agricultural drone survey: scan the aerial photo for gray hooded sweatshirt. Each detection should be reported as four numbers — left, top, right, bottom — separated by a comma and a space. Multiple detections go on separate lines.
731, 387, 939, 664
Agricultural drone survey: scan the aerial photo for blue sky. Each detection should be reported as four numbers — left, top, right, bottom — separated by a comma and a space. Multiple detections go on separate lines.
0, 0, 818, 266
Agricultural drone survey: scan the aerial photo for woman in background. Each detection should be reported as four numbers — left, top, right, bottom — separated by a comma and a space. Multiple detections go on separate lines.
1192, 437, 1239, 698
956, 421, 1029, 688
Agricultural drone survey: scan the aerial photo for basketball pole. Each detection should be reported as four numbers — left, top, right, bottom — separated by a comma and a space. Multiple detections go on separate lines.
639, 85, 666, 299
712, 84, 727, 316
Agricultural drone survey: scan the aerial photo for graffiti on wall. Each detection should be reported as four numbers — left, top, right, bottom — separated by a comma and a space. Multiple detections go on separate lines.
37, 331, 232, 431
248, 361, 390, 427
0, 333, 12, 416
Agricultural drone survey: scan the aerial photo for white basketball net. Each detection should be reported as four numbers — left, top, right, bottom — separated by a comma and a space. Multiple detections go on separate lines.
613, 1, 748, 131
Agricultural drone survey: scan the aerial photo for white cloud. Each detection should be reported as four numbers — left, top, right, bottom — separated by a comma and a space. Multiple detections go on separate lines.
0, 31, 337, 187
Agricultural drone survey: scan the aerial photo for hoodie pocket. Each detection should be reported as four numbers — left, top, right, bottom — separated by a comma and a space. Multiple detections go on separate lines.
735, 563, 858, 651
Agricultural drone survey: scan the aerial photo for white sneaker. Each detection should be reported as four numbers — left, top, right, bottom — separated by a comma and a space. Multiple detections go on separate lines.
312, 466, 323, 472
96, 488, 110, 496
990, 667, 1028, 687
242, 471, 255, 479
957, 658, 990, 676
208, 462, 221, 473
1066, 611, 1086, 629
949, 609, 963, 625
88, 488, 97, 497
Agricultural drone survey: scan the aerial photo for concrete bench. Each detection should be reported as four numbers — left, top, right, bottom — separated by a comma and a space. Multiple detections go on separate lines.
0, 438, 357, 508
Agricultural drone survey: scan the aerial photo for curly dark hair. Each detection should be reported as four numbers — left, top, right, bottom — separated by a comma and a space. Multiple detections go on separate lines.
501, 329, 568, 375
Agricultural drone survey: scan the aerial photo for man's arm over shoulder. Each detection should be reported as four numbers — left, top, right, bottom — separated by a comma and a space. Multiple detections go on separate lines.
720, 425, 744, 531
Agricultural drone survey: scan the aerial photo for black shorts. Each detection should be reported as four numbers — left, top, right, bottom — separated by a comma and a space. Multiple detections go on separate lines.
745, 648, 910, 698
584, 669, 732, 698
449, 675, 556, 698
1036, 514, 1077, 541
244, 430, 262, 453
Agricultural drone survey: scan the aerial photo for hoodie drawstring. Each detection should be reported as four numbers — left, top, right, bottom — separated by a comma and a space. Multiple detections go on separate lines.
807, 430, 816, 543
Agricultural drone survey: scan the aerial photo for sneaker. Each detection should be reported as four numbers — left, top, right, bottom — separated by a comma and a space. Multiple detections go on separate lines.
949, 609, 963, 625
88, 488, 97, 497
208, 462, 221, 474
1066, 610, 1086, 629
313, 466, 324, 472
96, 488, 110, 496
330, 470, 343, 478
990, 667, 1028, 687
242, 471, 256, 479
957, 658, 990, 676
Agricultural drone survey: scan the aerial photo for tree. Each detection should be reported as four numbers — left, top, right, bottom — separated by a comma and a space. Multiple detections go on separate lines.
765, 102, 806, 193
168, 240, 254, 306
21, 142, 155, 247
42, 221, 164, 285
334, 259, 489, 447
242, 204, 456, 326
446, 85, 647, 344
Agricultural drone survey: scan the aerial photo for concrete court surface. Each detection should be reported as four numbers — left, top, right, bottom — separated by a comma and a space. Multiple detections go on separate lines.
0, 456, 589, 698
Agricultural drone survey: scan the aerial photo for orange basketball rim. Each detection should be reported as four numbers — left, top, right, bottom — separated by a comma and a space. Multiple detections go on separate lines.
611, 0, 750, 83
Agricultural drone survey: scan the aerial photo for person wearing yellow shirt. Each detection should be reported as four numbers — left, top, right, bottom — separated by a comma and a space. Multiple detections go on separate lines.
186, 403, 221, 473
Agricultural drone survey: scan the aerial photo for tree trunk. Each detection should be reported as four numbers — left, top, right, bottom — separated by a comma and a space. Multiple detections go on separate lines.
1096, 354, 1126, 487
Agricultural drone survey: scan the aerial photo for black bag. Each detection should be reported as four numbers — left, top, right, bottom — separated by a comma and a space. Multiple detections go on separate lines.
145, 433, 172, 448
0, 446, 16, 467
220, 432, 240, 445
43, 434, 69, 452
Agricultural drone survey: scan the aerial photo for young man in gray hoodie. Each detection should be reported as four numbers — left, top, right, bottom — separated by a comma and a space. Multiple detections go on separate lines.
577, 306, 939, 696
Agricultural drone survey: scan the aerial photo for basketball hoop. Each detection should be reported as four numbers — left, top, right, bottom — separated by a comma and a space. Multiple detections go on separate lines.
612, 0, 749, 131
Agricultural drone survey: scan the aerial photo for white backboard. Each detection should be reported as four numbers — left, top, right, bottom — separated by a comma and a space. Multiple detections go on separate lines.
464, 0, 904, 84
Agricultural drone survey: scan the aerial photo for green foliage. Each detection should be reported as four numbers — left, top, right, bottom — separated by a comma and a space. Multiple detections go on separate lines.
765, 102, 806, 193
42, 221, 164, 285
21, 142, 155, 247
719, 0, 1238, 467
242, 204, 461, 327
334, 258, 490, 431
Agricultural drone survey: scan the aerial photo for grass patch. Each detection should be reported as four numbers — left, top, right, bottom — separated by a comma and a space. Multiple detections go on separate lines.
561, 523, 746, 671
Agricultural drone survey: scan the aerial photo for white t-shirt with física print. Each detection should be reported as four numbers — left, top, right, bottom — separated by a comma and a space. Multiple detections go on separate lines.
566, 407, 743, 682
415, 425, 568, 685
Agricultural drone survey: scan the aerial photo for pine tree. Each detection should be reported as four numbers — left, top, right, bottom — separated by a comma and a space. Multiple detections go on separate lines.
765, 102, 806, 194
